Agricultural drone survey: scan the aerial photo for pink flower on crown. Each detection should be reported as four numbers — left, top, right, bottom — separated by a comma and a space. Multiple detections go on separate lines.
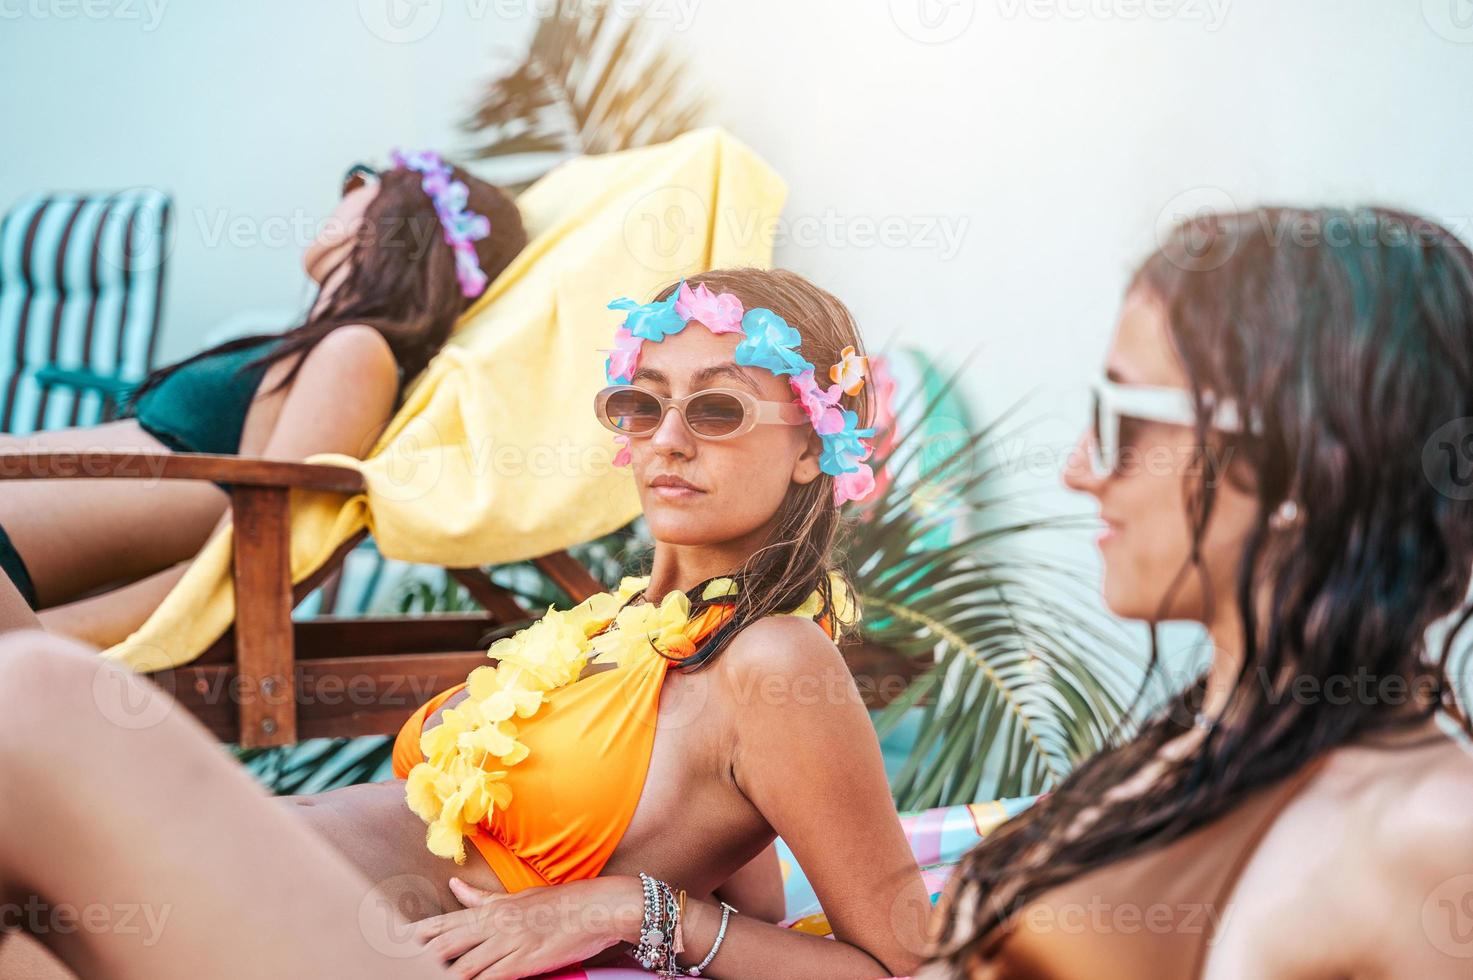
674, 281, 745, 334
833, 465, 876, 506
791, 370, 846, 436
606, 327, 643, 384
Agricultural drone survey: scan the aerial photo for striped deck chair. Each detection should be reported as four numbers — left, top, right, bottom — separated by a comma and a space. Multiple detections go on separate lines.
0, 188, 171, 432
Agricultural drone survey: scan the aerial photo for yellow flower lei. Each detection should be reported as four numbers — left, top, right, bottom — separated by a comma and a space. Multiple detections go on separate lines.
404, 573, 855, 863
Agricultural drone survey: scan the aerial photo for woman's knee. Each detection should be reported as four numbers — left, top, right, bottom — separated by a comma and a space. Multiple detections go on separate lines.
0, 632, 132, 754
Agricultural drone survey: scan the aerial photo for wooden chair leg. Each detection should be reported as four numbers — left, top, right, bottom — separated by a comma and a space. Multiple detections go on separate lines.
231, 486, 296, 747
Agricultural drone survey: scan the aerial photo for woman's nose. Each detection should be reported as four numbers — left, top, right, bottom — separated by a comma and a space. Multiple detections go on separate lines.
649, 403, 696, 457
1062, 429, 1106, 496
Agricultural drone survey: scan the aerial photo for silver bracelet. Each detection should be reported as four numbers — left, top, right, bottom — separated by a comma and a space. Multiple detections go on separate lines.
687, 901, 738, 977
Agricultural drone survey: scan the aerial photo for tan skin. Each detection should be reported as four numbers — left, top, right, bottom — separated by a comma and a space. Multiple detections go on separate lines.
287, 324, 930, 979
3, 182, 399, 648
1054, 287, 1473, 979
0, 627, 452, 980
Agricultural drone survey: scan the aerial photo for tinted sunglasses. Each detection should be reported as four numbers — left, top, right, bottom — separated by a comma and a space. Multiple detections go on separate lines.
342, 163, 380, 196
1088, 379, 1251, 477
594, 385, 808, 441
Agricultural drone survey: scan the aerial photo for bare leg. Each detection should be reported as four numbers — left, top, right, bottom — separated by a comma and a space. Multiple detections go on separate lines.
39, 561, 191, 648
0, 423, 227, 607
0, 558, 42, 634
0, 632, 449, 980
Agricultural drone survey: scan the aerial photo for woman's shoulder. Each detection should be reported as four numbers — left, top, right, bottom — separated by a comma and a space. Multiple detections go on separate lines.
1367, 732, 1473, 864
716, 614, 845, 678
1324, 730, 1473, 970
308, 324, 396, 371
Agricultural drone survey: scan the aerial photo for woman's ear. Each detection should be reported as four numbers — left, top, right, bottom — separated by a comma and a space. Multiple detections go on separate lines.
791, 431, 823, 486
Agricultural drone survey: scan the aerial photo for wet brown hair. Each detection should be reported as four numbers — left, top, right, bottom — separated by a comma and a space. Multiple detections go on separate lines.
645, 267, 873, 668
132, 160, 527, 402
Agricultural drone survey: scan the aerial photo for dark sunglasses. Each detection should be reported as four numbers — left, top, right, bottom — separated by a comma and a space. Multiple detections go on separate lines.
342, 163, 380, 197
594, 385, 808, 441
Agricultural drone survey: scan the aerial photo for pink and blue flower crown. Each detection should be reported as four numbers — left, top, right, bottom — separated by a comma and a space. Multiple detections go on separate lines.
604, 281, 877, 506
390, 148, 491, 298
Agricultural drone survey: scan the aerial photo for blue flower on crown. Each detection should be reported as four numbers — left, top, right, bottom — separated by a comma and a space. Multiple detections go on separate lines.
818, 411, 875, 477
608, 292, 685, 342
735, 308, 811, 377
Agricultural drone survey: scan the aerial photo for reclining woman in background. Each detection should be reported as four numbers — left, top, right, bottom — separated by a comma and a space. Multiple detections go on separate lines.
0, 151, 525, 647
0, 268, 929, 980
924, 207, 1473, 979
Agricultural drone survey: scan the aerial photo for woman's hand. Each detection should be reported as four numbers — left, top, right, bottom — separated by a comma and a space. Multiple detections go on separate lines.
413, 875, 644, 980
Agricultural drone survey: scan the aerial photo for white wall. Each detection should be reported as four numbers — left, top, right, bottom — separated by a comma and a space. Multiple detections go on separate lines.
5, 0, 1472, 674
0, 0, 539, 357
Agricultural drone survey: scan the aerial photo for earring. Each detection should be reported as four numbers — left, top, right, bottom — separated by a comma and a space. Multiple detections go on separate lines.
1269, 499, 1300, 531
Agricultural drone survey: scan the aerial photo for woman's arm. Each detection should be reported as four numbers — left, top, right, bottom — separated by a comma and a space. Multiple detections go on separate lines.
415, 617, 930, 980
713, 842, 786, 924
695, 616, 931, 978
39, 324, 400, 647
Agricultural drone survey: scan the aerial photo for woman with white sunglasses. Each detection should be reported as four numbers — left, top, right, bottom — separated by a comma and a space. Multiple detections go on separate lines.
925, 207, 1473, 978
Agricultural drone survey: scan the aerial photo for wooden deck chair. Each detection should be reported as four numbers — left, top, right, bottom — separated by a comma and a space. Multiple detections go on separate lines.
0, 449, 605, 748
0, 189, 171, 431
0, 130, 789, 749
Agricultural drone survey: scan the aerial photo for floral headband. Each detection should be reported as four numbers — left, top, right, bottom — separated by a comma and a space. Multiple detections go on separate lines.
390, 148, 491, 298
604, 280, 877, 505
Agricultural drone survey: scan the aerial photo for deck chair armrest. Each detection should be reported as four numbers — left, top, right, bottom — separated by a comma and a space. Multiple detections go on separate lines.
33, 364, 139, 399
0, 450, 362, 748
0, 450, 366, 494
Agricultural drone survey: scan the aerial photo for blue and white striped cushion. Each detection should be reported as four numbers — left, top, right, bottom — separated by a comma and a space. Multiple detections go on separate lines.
0, 188, 171, 433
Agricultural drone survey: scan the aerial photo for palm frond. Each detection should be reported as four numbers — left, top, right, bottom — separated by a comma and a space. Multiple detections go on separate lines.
463, 0, 706, 178
845, 374, 1140, 809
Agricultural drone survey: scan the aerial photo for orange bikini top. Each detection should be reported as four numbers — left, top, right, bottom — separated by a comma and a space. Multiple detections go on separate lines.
393, 595, 838, 892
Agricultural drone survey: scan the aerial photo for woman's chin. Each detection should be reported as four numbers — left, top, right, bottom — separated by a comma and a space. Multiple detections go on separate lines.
646, 518, 725, 548
1100, 577, 1156, 622
644, 507, 748, 550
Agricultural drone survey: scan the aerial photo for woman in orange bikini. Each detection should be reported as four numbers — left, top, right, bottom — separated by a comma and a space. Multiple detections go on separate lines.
0, 267, 929, 980
923, 207, 1473, 978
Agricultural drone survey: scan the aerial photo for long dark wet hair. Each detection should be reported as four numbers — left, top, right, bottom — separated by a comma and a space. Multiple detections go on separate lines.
929, 207, 1473, 974
130, 158, 526, 402
633, 268, 874, 668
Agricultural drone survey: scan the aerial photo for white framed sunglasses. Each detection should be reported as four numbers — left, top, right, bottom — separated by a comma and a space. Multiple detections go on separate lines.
1087, 379, 1253, 477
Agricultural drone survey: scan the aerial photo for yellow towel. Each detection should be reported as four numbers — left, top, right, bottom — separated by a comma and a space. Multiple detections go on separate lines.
105, 128, 788, 670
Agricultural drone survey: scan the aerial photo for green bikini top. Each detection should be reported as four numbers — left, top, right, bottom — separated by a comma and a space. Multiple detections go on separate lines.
126, 336, 280, 457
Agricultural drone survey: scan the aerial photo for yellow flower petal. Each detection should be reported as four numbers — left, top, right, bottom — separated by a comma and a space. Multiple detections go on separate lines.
702, 578, 739, 601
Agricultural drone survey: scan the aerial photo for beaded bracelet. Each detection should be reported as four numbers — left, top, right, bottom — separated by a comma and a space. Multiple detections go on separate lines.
687, 901, 738, 977
635, 873, 683, 976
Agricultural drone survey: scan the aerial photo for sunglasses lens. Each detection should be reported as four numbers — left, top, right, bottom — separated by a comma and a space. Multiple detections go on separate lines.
1090, 390, 1112, 474
685, 391, 747, 436
604, 388, 664, 434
